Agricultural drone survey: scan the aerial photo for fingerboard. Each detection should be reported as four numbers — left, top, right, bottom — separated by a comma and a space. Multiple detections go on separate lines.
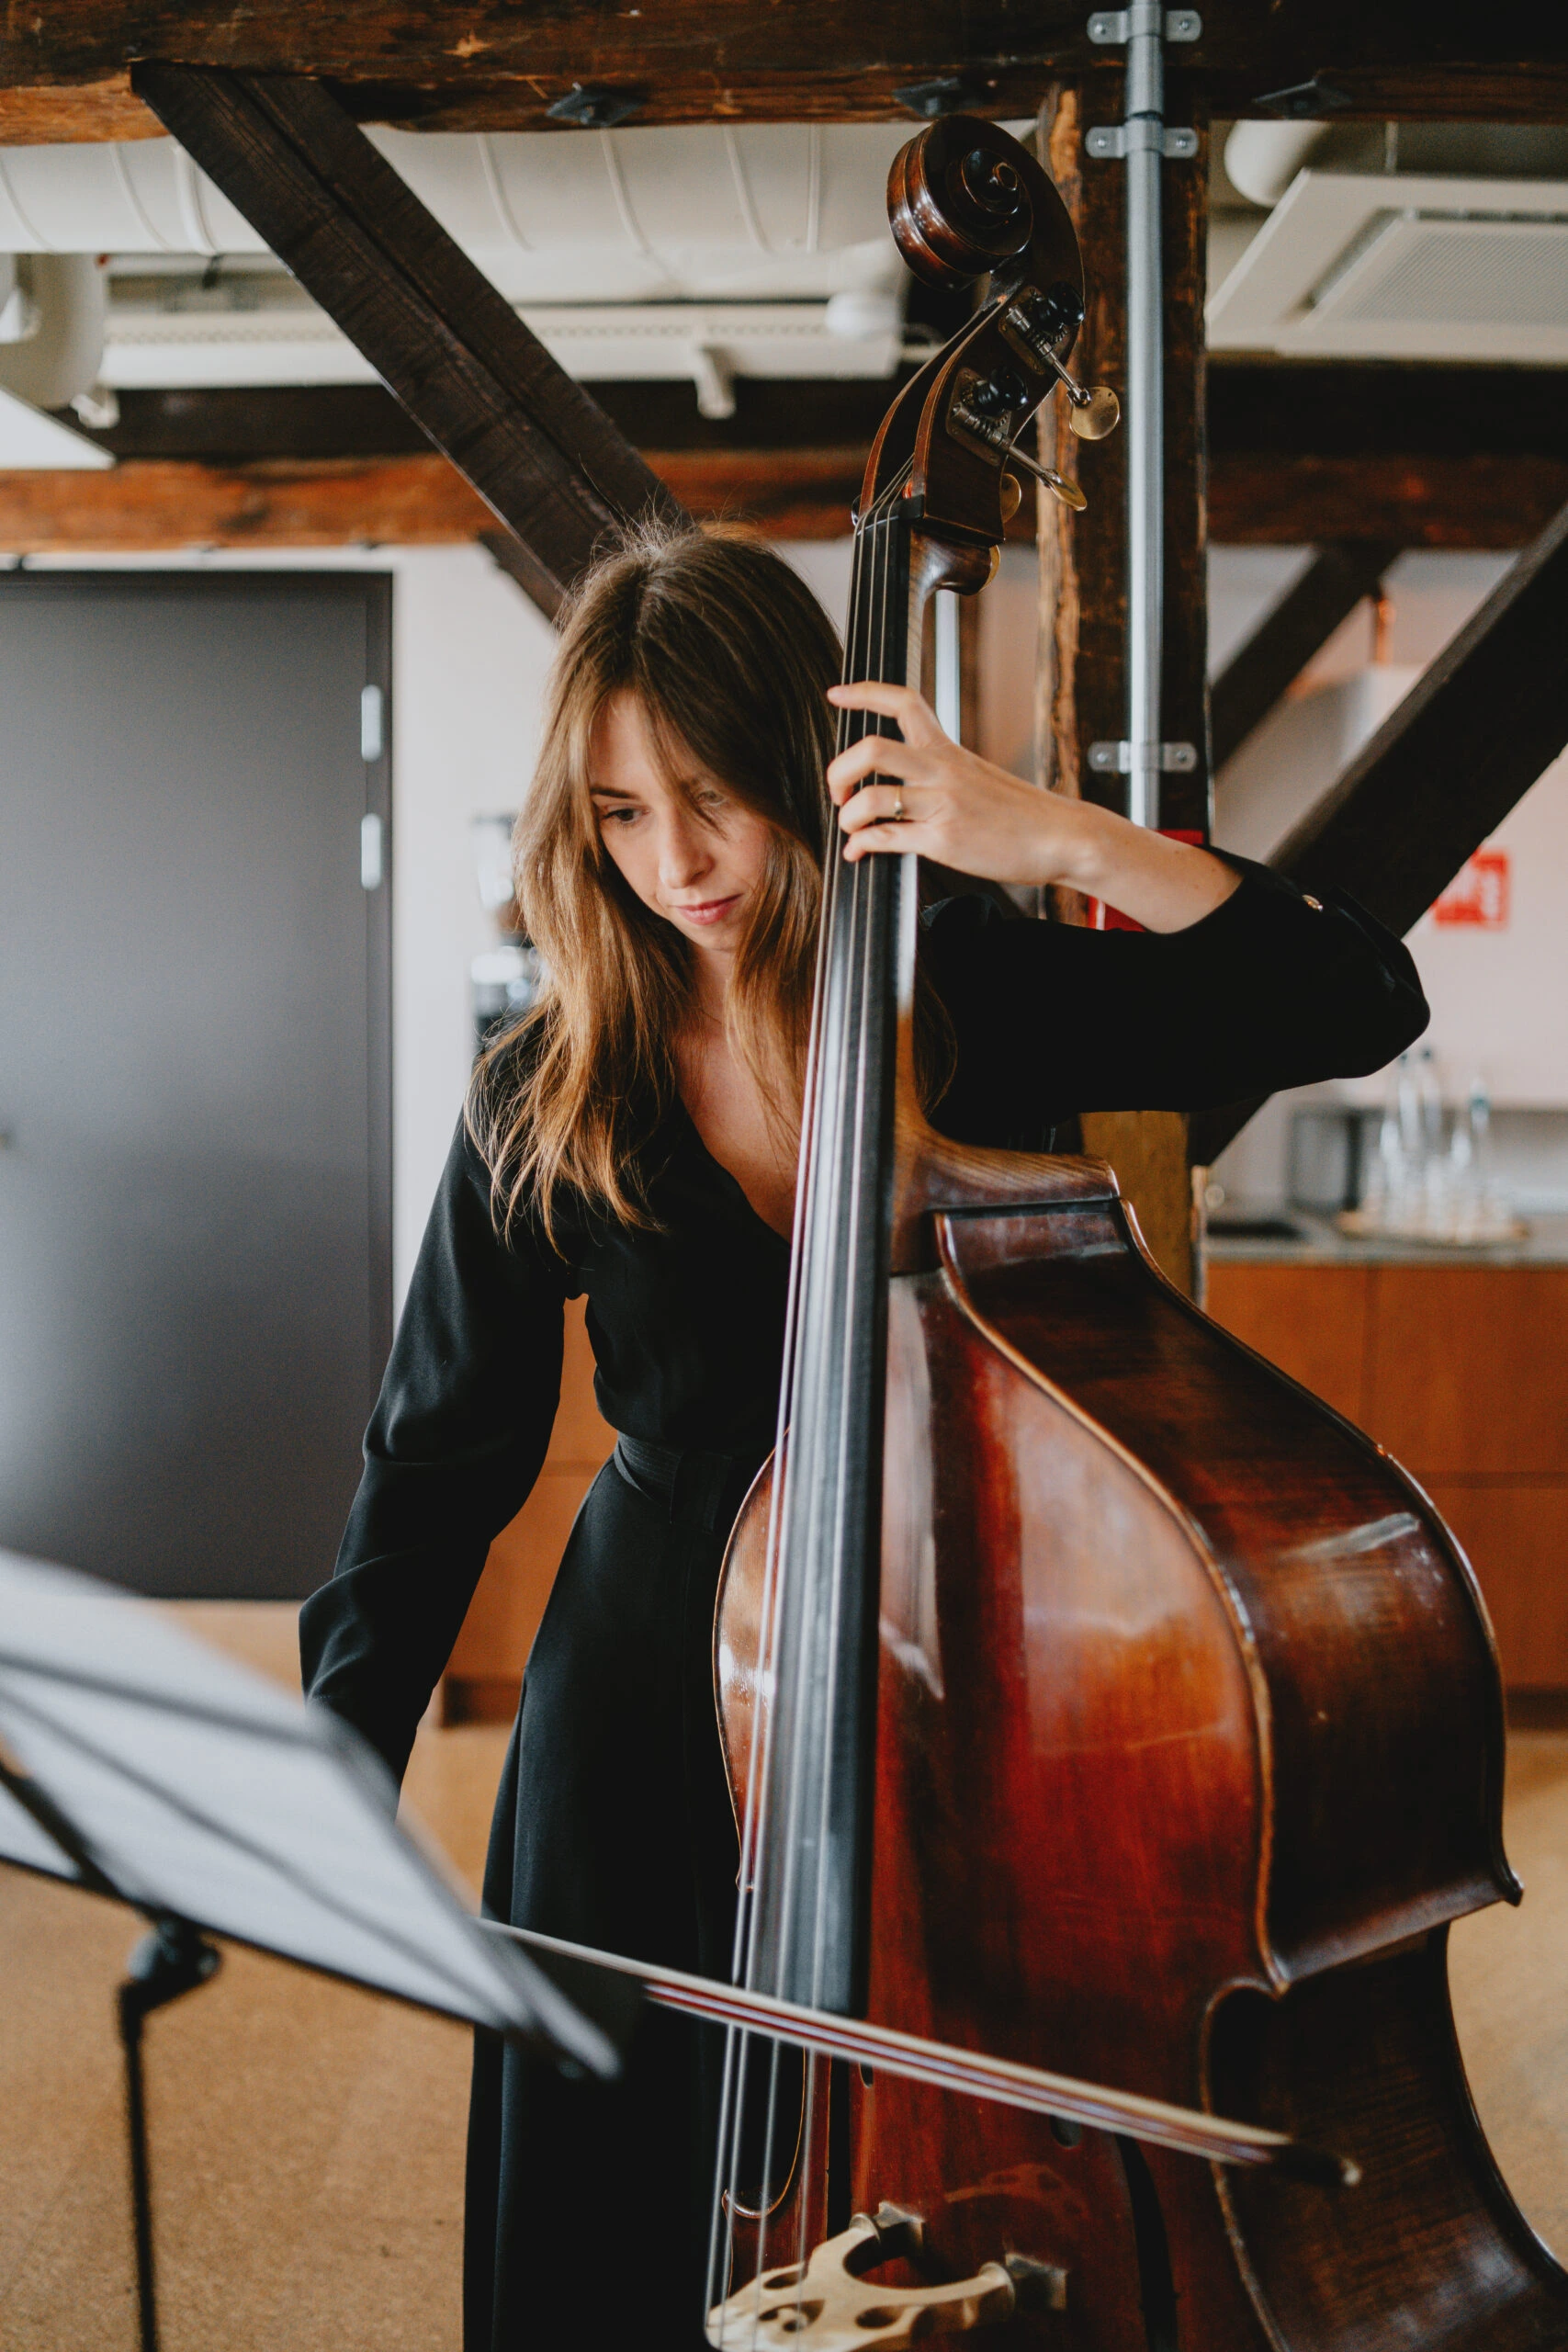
737, 508, 917, 2018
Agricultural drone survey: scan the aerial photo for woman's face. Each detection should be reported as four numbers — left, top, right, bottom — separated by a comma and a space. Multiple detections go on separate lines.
588, 689, 774, 962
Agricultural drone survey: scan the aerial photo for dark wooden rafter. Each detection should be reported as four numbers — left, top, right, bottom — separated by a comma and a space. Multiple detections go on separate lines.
44, 375, 1568, 556
1190, 495, 1568, 1165
129, 63, 687, 617
1207, 457, 1568, 552
1207, 362, 1568, 550
6, 6, 1568, 136
0, 449, 867, 553
1211, 543, 1400, 771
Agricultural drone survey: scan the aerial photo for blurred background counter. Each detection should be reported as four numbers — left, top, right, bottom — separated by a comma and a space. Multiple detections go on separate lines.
1206, 1214, 1568, 1711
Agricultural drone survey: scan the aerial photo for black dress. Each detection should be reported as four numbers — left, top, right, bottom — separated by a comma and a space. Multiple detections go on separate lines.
299, 864, 1427, 2352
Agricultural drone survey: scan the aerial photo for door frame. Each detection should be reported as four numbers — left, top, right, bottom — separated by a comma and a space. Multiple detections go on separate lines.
0, 564, 395, 1396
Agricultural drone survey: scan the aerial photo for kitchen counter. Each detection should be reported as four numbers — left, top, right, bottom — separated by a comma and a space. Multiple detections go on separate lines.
1204, 1235, 1568, 1693
1204, 1210, 1568, 1269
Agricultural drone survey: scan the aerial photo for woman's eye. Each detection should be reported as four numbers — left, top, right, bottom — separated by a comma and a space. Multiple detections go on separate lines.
601, 805, 639, 826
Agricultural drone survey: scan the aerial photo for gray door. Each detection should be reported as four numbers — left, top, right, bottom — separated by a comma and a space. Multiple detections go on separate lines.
0, 571, 391, 1600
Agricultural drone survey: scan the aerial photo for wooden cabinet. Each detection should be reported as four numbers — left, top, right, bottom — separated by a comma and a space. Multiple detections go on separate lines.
441, 1296, 614, 1724
441, 1260, 1568, 1713
1205, 1260, 1568, 1694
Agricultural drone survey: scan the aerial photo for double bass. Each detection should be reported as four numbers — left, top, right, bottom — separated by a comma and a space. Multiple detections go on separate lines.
703, 115, 1568, 2352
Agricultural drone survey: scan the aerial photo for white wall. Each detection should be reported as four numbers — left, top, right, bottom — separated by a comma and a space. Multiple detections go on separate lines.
1207, 547, 1568, 1204
383, 549, 558, 1291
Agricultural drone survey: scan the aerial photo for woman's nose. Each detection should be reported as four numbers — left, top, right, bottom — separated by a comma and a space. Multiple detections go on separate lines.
659, 812, 711, 888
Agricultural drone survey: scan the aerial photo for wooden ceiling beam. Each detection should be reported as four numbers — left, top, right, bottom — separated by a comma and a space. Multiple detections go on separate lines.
3, 9, 1568, 140
1208, 456, 1568, 551
130, 63, 686, 617
1190, 494, 1568, 1164
0, 449, 866, 552
1275, 496, 1568, 937
5, 439, 1564, 557
1211, 543, 1401, 771
58, 378, 1568, 555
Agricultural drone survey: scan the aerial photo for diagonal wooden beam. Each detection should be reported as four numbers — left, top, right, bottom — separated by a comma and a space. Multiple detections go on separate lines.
130, 63, 687, 618
1211, 542, 1399, 771
1191, 496, 1568, 1167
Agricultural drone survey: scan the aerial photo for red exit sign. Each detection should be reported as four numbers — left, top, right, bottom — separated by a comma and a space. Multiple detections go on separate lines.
1433, 850, 1510, 930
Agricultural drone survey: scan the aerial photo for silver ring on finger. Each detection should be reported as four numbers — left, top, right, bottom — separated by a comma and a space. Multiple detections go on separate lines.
892, 793, 906, 822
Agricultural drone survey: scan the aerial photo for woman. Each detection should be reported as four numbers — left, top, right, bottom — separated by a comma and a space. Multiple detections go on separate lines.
300, 520, 1427, 2350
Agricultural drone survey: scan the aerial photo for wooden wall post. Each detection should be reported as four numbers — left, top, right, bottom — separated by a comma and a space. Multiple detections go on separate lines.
1036, 79, 1210, 1298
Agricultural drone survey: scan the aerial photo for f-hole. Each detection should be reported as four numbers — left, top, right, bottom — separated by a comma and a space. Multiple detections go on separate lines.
1115, 2135, 1179, 2352
828, 2058, 853, 2235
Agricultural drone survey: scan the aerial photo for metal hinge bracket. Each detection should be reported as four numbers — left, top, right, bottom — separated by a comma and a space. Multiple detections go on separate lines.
1088, 7, 1201, 42
1086, 121, 1200, 160
1089, 740, 1199, 775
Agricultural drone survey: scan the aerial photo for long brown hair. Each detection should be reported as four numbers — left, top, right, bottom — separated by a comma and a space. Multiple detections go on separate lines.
468, 518, 842, 1244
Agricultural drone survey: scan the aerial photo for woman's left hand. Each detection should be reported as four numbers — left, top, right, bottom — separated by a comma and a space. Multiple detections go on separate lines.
826, 679, 1242, 933
827, 681, 1058, 887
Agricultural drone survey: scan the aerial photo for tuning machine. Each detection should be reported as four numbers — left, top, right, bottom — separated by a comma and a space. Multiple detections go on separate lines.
1066, 381, 1122, 439
1036, 347, 1120, 440
1005, 289, 1122, 440
1005, 443, 1089, 512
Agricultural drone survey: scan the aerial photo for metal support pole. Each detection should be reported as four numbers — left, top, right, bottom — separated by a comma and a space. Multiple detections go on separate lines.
1087, 5, 1201, 828
1124, 11, 1165, 830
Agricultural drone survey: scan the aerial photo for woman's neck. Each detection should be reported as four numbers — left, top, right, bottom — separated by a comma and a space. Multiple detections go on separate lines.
686, 943, 733, 1032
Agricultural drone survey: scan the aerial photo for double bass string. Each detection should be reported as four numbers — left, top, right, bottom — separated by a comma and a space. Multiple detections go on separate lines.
777, 502, 904, 2319
764, 504, 887, 2312
709, 481, 910, 2345
706, 512, 874, 2344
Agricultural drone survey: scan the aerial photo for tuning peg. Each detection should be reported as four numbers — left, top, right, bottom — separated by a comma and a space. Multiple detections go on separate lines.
1006, 445, 1088, 512
1030, 339, 1122, 441
1068, 384, 1121, 440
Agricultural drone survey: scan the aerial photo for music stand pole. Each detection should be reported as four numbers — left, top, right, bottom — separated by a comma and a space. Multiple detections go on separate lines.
0, 1550, 620, 2347
118, 1918, 221, 2352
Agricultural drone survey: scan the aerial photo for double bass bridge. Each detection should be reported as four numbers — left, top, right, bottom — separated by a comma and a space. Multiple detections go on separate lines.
706, 2202, 1066, 2349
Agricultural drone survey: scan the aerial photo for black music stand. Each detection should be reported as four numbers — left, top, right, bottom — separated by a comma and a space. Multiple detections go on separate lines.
0, 1548, 623, 2352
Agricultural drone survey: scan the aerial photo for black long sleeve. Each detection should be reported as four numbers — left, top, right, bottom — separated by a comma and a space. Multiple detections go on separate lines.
924, 858, 1427, 1149
299, 1125, 568, 1780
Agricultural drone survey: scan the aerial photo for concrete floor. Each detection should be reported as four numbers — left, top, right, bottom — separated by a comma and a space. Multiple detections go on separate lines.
0, 1602, 1564, 2348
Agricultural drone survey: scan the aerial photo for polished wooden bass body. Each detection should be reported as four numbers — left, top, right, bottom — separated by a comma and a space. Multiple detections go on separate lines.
721, 1142, 1568, 2346
707, 114, 1568, 2352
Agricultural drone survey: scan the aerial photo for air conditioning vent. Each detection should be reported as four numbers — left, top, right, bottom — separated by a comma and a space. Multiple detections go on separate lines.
1209, 170, 1568, 361
1315, 212, 1568, 336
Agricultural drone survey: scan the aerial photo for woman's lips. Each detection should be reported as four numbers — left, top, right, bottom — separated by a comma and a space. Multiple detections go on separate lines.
670, 894, 740, 926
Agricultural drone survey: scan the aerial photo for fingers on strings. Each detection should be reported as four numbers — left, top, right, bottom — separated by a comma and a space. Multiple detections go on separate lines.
828, 679, 943, 739
826, 730, 928, 803
840, 784, 924, 857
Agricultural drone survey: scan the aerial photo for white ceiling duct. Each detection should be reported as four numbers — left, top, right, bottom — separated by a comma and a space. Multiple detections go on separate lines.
0, 252, 106, 408
1223, 121, 1333, 209
0, 125, 921, 399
